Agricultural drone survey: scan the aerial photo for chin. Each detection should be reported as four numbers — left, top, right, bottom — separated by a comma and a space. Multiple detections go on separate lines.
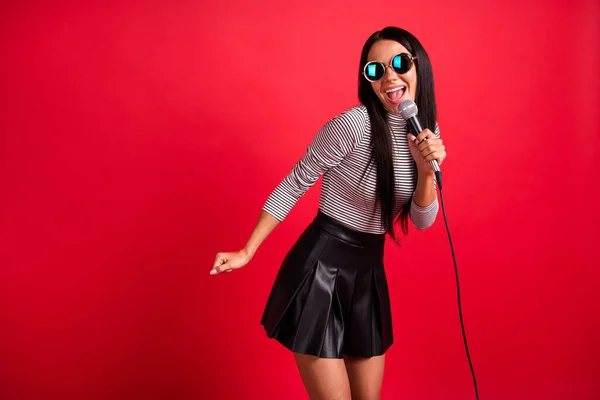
386, 105, 399, 114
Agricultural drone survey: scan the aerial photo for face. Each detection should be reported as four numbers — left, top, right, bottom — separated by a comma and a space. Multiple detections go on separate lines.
366, 39, 417, 114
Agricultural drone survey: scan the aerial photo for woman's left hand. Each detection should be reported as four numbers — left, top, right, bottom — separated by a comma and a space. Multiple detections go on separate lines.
408, 129, 446, 172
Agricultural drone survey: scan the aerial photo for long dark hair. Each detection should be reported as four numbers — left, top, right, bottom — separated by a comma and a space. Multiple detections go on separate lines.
358, 26, 437, 242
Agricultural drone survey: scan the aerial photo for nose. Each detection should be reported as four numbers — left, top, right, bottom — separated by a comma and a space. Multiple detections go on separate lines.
382, 65, 399, 81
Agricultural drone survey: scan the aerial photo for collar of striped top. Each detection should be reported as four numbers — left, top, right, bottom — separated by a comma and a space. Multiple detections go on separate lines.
385, 110, 408, 124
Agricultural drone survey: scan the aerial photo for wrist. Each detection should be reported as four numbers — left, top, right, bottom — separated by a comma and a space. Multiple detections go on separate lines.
417, 167, 435, 178
242, 246, 256, 259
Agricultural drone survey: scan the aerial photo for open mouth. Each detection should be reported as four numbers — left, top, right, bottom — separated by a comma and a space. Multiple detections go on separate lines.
385, 86, 406, 102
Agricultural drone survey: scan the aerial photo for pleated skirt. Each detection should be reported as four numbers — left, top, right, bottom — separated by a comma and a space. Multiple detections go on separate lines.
260, 210, 393, 359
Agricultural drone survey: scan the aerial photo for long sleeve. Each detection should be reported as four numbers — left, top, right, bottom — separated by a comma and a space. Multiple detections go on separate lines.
263, 107, 367, 221
409, 122, 441, 230
410, 197, 439, 230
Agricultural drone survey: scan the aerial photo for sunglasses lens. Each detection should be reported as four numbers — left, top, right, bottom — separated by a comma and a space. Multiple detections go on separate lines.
364, 62, 384, 81
392, 54, 412, 74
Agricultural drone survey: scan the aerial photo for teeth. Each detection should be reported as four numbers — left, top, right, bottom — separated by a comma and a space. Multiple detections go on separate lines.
385, 86, 405, 93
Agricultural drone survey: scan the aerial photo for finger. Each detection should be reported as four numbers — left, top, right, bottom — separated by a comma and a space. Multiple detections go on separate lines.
420, 141, 443, 157
418, 141, 438, 155
408, 134, 417, 146
419, 139, 444, 154
415, 129, 435, 144
213, 253, 228, 268
417, 134, 441, 148
211, 262, 231, 275
420, 149, 436, 161
418, 140, 431, 153
424, 151, 446, 162
424, 152, 438, 162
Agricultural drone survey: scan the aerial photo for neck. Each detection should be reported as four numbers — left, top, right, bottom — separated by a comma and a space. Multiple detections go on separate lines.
385, 109, 404, 121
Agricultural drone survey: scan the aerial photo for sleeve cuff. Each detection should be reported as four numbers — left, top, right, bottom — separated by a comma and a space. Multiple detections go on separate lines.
262, 184, 300, 222
410, 196, 439, 230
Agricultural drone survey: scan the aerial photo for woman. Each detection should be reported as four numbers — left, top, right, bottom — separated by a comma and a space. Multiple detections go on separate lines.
211, 26, 446, 399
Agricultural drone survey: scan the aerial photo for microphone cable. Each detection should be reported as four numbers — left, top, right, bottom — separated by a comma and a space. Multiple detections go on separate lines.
436, 172, 480, 400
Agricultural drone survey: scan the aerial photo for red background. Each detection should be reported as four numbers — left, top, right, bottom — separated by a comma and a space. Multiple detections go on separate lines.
1, 1, 599, 399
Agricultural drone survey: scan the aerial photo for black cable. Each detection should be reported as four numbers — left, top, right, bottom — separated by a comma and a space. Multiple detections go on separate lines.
437, 172, 480, 400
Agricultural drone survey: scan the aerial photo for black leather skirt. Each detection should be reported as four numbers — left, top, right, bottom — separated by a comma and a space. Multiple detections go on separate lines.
260, 210, 393, 359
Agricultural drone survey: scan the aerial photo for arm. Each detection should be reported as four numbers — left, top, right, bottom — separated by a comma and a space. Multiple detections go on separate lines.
262, 107, 367, 221
408, 123, 446, 230
211, 210, 279, 275
211, 107, 366, 275
413, 169, 437, 208
410, 169, 439, 230
242, 210, 280, 258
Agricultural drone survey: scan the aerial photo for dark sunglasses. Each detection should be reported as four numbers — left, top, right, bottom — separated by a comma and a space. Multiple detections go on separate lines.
362, 53, 417, 82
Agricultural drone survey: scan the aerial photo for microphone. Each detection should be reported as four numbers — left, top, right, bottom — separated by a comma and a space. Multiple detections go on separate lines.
398, 99, 443, 189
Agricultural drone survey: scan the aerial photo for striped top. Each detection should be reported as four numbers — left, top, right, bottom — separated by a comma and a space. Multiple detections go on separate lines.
263, 104, 440, 234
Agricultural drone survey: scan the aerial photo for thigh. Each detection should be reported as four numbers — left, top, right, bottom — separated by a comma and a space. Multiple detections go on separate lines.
343, 354, 385, 400
294, 352, 352, 400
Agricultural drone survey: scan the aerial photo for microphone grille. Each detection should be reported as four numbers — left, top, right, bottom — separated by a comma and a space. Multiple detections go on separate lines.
398, 99, 418, 120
